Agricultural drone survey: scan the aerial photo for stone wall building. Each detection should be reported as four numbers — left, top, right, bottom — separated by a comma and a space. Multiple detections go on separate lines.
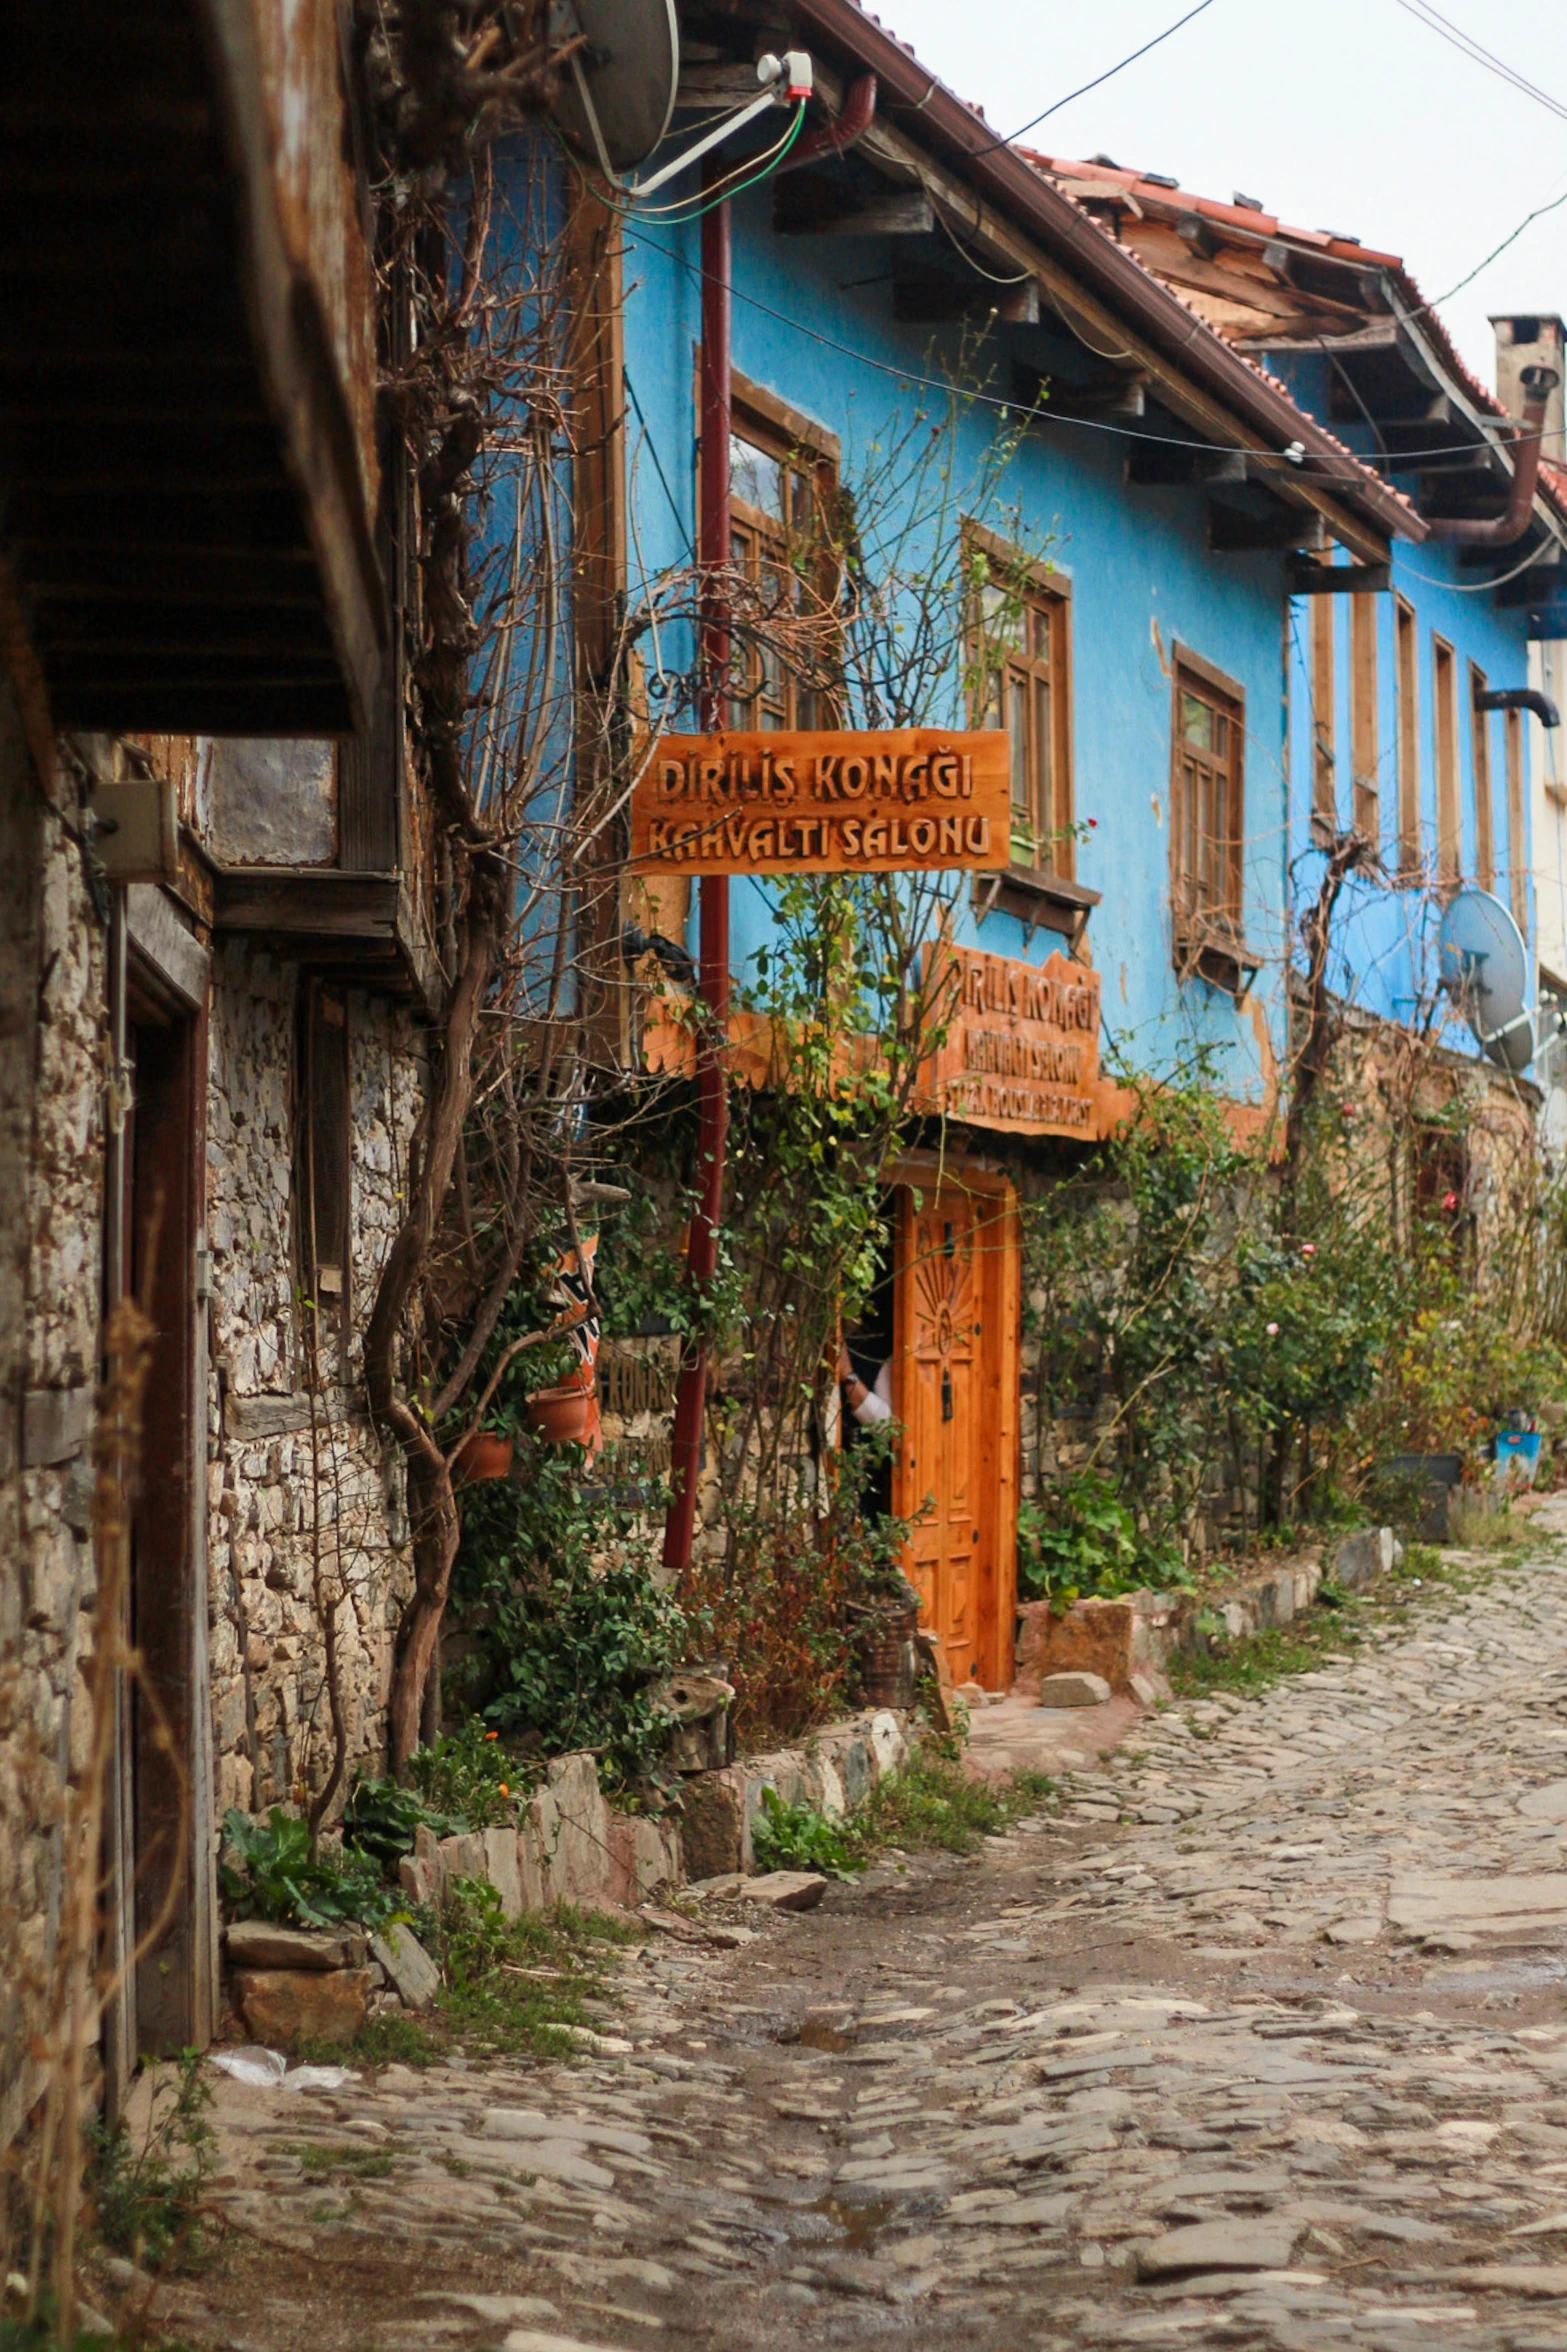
0, 0, 423, 2147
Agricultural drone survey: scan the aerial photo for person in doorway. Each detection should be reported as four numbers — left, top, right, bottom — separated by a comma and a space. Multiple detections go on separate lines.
839, 1327, 895, 1527
839, 1335, 892, 1427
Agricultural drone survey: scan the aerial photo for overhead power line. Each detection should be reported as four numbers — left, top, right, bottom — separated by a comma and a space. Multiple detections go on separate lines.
1389, 0, 1567, 124
965, 0, 1220, 160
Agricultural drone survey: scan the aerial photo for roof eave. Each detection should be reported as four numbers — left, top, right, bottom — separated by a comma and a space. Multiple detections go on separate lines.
790, 0, 1421, 550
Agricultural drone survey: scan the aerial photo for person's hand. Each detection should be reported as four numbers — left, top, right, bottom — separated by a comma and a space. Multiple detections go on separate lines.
838, 1340, 854, 1382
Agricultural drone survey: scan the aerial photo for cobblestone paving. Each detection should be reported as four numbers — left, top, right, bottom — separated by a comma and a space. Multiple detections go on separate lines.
176, 1539, 1567, 2352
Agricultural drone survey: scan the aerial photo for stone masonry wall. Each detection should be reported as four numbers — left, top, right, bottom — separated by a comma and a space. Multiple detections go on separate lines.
205, 939, 425, 1822
0, 712, 109, 2153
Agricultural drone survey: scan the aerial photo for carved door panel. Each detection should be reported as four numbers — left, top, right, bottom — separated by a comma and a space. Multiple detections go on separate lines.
895, 1187, 979, 1682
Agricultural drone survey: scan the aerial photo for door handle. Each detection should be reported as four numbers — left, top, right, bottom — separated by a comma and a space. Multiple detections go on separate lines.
941, 1366, 953, 1421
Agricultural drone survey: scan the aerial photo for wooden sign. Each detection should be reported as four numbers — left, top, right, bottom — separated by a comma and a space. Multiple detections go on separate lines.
630, 728, 1010, 876
918, 942, 1108, 1138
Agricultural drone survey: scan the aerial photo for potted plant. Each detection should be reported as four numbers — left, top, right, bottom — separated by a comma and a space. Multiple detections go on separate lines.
453, 1425, 515, 1482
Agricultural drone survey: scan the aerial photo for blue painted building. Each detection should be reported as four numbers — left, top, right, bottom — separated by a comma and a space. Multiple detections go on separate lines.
596, 55, 1412, 1117
530, 3, 1411, 1688
1029, 155, 1567, 1063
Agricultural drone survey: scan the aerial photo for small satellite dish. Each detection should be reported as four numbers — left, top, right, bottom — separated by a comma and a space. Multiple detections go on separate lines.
1437, 888, 1534, 1071
551, 0, 679, 173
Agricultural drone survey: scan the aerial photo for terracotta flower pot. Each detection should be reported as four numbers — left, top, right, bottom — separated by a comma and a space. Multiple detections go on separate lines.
526, 1383, 601, 1446
453, 1429, 514, 1482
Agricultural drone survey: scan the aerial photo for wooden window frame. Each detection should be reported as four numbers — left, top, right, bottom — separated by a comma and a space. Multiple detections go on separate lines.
1170, 645, 1255, 996
1507, 704, 1527, 931
1350, 592, 1379, 849
720, 372, 838, 735
963, 523, 1098, 945
1469, 661, 1495, 892
297, 976, 351, 1365
1433, 633, 1460, 888
1310, 594, 1336, 838
964, 521, 1075, 876
1395, 593, 1420, 880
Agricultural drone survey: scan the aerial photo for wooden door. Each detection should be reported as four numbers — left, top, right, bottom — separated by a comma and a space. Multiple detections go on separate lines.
894, 1186, 981, 1683
891, 1172, 1021, 1691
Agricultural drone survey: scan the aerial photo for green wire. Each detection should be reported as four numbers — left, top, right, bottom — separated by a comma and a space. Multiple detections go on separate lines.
580, 102, 807, 227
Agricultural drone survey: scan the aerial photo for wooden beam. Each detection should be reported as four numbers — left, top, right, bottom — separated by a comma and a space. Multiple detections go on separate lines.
848, 111, 1389, 560
1286, 558, 1391, 595
782, 191, 935, 236
1210, 502, 1327, 553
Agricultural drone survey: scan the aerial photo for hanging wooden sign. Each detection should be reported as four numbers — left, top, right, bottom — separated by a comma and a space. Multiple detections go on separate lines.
629, 728, 1011, 877
917, 941, 1112, 1139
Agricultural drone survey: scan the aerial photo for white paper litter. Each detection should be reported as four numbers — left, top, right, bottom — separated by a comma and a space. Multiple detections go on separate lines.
208, 2046, 287, 2086
206, 2047, 358, 2091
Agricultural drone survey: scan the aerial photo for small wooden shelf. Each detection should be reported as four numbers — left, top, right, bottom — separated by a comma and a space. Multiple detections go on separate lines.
973, 864, 1101, 947
1173, 917, 1264, 1001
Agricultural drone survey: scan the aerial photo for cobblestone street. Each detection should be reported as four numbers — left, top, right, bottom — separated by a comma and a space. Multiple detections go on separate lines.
169, 1535, 1567, 2352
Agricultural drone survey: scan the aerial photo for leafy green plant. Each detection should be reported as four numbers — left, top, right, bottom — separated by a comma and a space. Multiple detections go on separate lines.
449, 1457, 687, 1793
750, 1786, 864, 1878
218, 1807, 401, 1932
340, 1774, 472, 1867
852, 1754, 1055, 1855
85, 2052, 214, 2274
405, 1715, 531, 1827
1017, 1471, 1181, 1607
434, 1880, 639, 2059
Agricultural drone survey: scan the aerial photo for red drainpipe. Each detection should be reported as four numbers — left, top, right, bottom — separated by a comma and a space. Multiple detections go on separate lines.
663, 163, 731, 1578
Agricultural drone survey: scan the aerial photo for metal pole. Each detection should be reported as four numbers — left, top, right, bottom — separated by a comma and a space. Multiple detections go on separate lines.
663, 165, 731, 1576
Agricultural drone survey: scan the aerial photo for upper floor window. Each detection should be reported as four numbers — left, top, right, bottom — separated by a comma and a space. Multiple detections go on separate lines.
725, 395, 834, 731
1433, 633, 1460, 887
1395, 593, 1420, 881
967, 543, 1073, 874
1171, 650, 1250, 992
1469, 662, 1495, 892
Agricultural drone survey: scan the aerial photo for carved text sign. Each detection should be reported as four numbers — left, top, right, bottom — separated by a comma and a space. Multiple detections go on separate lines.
919, 943, 1104, 1138
630, 728, 1010, 876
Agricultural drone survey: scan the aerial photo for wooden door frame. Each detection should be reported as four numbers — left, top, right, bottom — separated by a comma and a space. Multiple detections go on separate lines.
887, 1157, 1020, 1690
105, 891, 215, 2080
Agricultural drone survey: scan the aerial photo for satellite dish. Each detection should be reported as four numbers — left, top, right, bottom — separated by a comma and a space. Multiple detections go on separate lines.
551, 0, 679, 173
1437, 888, 1534, 1071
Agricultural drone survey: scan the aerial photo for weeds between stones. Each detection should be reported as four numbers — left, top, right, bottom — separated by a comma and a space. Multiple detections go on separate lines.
296, 1891, 645, 2073
1166, 1537, 1531, 1701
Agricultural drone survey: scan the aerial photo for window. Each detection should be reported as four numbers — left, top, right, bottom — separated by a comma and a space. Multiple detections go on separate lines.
297, 979, 350, 1361
969, 550, 1073, 872
725, 406, 834, 731
1507, 705, 1527, 931
1433, 634, 1459, 886
1310, 596, 1336, 835
1395, 594, 1419, 879
1469, 663, 1494, 892
1350, 593, 1379, 848
1171, 652, 1245, 961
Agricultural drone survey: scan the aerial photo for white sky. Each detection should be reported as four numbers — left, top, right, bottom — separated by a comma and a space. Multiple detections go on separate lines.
874, 0, 1567, 392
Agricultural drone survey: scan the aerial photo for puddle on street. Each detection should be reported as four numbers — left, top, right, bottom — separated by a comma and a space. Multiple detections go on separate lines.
795, 2020, 858, 2052
812, 2194, 895, 2253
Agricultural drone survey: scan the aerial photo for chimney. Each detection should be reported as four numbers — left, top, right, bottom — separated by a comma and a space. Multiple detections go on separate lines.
1492, 313, 1567, 463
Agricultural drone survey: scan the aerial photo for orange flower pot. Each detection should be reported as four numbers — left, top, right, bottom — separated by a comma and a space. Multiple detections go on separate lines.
526, 1383, 601, 1447
453, 1430, 514, 1482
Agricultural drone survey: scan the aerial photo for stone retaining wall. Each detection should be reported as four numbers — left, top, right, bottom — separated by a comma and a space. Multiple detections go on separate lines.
1014, 1527, 1402, 1697
392, 1712, 914, 1923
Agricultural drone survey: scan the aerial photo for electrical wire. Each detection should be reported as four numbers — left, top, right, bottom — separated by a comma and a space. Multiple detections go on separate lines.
1388, 0, 1567, 125
962, 0, 1221, 160
1425, 179, 1567, 310
585, 103, 806, 224
621, 216, 1504, 484
1396, 537, 1558, 591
